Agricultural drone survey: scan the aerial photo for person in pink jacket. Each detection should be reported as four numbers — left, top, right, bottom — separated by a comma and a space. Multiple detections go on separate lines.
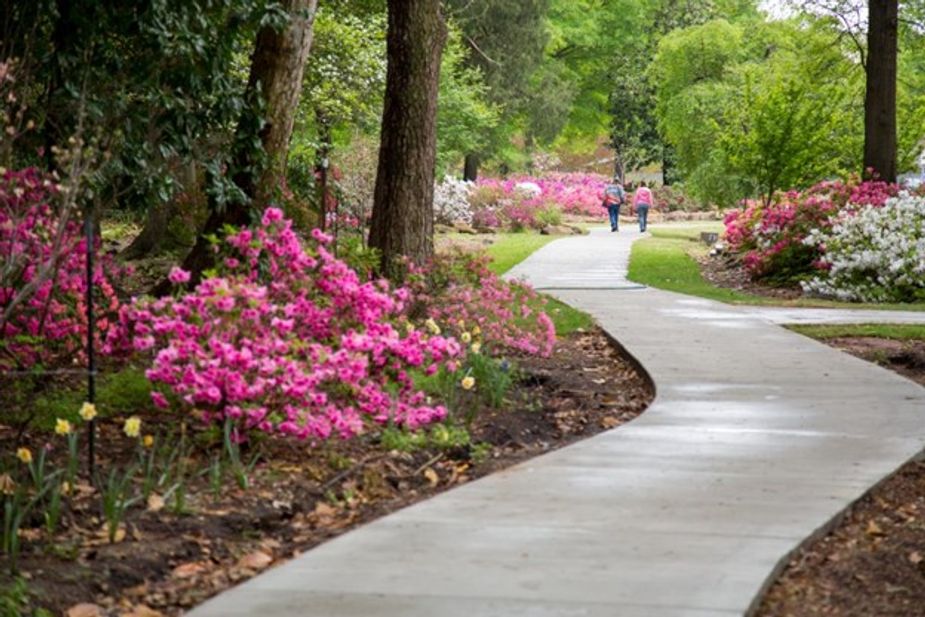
632, 181, 654, 232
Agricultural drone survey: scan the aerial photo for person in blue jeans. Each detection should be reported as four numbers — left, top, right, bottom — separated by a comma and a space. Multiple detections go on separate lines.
600, 177, 625, 232
632, 181, 654, 232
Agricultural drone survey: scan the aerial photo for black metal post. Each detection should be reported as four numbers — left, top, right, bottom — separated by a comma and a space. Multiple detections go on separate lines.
84, 213, 96, 479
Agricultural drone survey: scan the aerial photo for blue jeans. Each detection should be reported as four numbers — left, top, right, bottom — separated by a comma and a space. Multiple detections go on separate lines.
636, 204, 649, 232
607, 203, 621, 230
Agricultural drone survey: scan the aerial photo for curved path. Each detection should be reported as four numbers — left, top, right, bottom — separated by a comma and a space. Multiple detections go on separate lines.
190, 227, 925, 617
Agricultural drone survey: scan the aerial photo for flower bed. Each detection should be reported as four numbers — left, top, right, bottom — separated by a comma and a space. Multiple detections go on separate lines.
722, 178, 899, 283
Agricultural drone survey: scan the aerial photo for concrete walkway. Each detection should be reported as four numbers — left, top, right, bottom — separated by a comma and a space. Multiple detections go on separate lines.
190, 227, 925, 617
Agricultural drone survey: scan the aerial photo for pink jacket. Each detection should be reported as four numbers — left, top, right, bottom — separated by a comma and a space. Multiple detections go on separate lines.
633, 187, 653, 207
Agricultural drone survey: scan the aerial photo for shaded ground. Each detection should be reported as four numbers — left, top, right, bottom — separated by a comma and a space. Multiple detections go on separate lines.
757, 337, 925, 616
0, 327, 652, 616
698, 253, 803, 300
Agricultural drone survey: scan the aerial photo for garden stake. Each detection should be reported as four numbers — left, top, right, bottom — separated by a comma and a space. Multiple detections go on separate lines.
85, 212, 97, 480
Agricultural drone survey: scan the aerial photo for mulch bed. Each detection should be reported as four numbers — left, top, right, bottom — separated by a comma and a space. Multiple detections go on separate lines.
0, 327, 652, 616
756, 338, 925, 616
698, 253, 804, 300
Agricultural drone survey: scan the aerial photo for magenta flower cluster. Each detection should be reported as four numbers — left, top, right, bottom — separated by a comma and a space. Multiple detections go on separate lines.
410, 253, 556, 358
471, 173, 610, 229
107, 208, 463, 440
1, 168, 122, 371
723, 178, 900, 281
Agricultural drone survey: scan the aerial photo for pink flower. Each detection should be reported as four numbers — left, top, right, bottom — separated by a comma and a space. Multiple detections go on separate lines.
168, 267, 191, 284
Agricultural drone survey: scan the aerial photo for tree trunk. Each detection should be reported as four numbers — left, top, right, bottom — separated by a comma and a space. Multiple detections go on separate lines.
863, 0, 898, 183
176, 0, 318, 281
463, 153, 479, 182
369, 0, 447, 280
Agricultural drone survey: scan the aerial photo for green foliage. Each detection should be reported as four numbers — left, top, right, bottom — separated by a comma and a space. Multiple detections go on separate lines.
436, 27, 501, 173
98, 465, 141, 544
0, 578, 51, 617
27, 368, 154, 432
1, 0, 264, 213
649, 17, 865, 206
379, 423, 471, 452
534, 206, 563, 228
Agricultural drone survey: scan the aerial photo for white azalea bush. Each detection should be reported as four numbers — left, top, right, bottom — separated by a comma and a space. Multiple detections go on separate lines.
434, 177, 474, 224
801, 194, 925, 302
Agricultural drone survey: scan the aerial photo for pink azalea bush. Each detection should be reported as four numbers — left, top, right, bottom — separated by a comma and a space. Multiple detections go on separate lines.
411, 251, 556, 358
722, 178, 900, 282
471, 173, 610, 229
1, 167, 121, 371
107, 208, 463, 441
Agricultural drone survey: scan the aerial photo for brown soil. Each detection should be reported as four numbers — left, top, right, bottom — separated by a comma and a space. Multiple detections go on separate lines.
757, 337, 925, 617
0, 327, 652, 616
698, 253, 803, 300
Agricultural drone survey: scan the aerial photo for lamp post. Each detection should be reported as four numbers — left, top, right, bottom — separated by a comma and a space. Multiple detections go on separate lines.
84, 210, 97, 479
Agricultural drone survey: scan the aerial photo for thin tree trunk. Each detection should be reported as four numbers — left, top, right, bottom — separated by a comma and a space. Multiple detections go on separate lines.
463, 153, 479, 182
863, 0, 898, 182
369, 0, 447, 280
175, 0, 318, 282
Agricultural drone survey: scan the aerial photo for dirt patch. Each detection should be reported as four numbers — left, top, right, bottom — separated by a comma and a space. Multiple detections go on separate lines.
0, 327, 652, 616
756, 337, 925, 616
698, 253, 803, 300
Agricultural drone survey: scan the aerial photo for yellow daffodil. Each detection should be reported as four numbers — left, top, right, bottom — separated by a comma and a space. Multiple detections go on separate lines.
460, 332, 472, 344
123, 416, 142, 438
424, 318, 441, 335
461, 376, 476, 391
54, 418, 72, 435
16, 447, 32, 464
143, 434, 155, 449
472, 325, 481, 336
405, 322, 415, 334
457, 319, 465, 328
78, 401, 97, 422
470, 342, 482, 355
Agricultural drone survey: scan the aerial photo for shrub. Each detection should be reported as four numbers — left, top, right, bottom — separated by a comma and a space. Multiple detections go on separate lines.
722, 178, 900, 282
107, 208, 462, 441
0, 167, 121, 371
534, 205, 563, 228
801, 194, 925, 302
411, 250, 556, 358
433, 177, 473, 224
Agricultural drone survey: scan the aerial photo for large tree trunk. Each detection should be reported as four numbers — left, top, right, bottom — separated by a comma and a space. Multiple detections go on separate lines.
177, 0, 318, 281
368, 0, 447, 280
863, 0, 898, 183
463, 153, 479, 182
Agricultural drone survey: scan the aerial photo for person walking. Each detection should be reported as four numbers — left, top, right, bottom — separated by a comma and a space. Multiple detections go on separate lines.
601, 177, 625, 232
633, 181, 654, 232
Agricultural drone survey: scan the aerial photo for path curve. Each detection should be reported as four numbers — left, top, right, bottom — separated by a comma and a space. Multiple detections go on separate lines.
190, 227, 925, 616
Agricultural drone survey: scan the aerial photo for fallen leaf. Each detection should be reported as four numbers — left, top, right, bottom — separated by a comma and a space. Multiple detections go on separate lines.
237, 550, 273, 571
423, 467, 439, 487
171, 562, 208, 579
865, 520, 885, 536
600, 416, 620, 429
147, 493, 165, 512
67, 604, 104, 617
910, 551, 923, 564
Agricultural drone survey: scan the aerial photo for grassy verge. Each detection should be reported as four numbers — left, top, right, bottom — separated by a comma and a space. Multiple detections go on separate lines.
483, 232, 559, 275
788, 324, 925, 340
629, 225, 925, 311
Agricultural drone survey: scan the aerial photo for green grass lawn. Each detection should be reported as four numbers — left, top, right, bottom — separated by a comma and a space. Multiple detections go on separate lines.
483, 232, 560, 276
629, 224, 925, 311
788, 323, 925, 340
